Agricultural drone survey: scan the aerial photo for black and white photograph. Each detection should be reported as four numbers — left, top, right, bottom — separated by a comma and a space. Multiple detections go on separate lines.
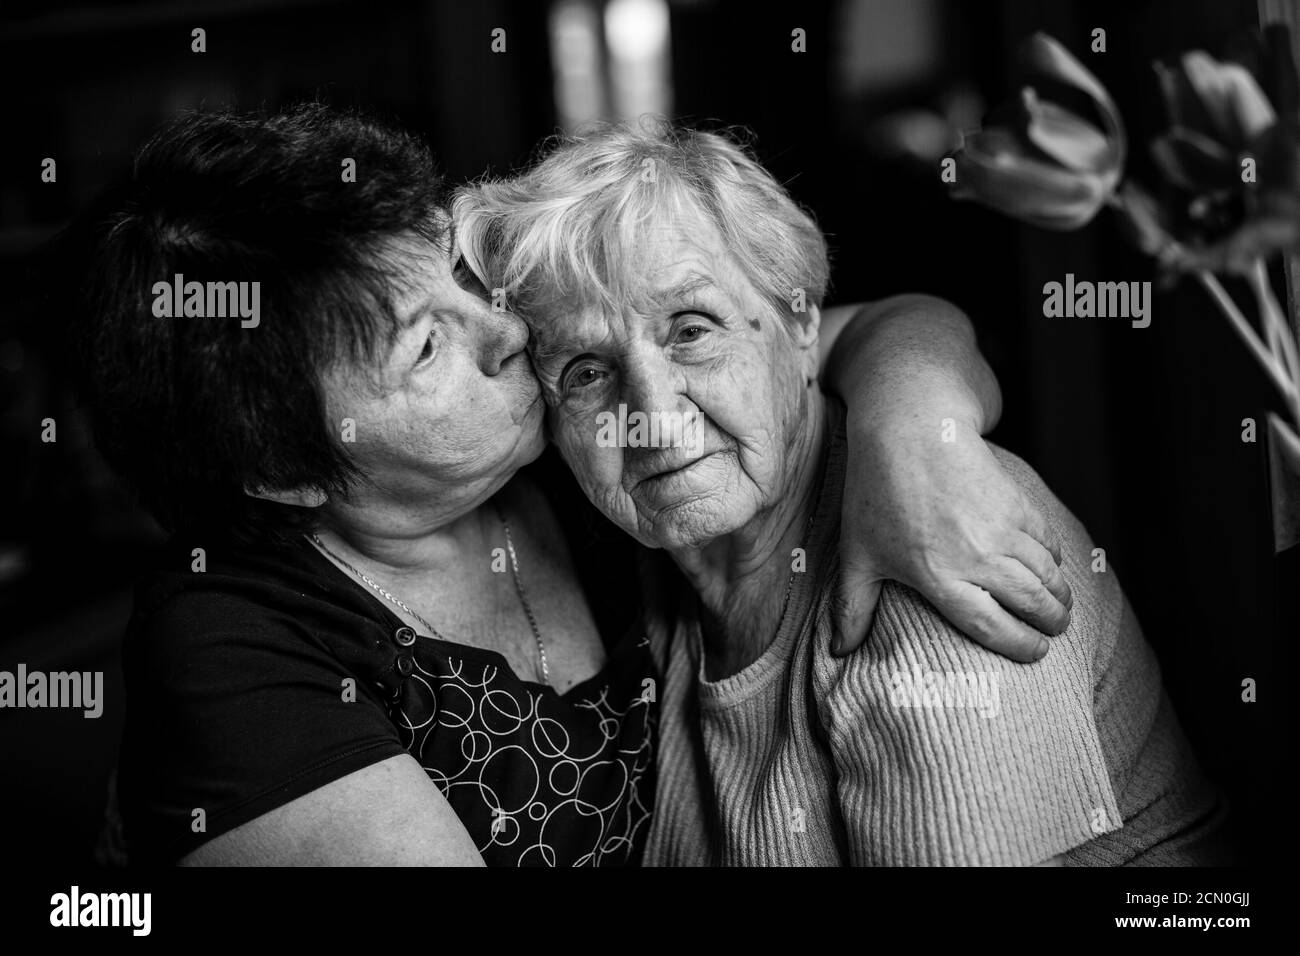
0, 0, 1285, 938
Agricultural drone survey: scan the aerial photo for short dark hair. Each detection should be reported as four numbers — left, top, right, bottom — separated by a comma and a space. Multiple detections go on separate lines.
64, 103, 447, 543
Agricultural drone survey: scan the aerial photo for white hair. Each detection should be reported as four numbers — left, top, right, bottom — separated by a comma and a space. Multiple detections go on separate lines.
452, 119, 830, 325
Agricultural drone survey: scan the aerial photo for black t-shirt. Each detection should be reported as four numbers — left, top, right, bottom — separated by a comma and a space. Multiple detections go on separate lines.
117, 455, 657, 866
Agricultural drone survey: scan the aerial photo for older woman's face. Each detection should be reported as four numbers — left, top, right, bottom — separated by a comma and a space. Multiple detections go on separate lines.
324, 234, 545, 521
532, 215, 820, 549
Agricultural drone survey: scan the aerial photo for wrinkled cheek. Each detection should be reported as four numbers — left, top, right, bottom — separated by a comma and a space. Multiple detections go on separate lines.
560, 436, 640, 534
696, 364, 783, 451
404, 397, 523, 479
419, 405, 496, 463
469, 384, 529, 432
555, 422, 618, 491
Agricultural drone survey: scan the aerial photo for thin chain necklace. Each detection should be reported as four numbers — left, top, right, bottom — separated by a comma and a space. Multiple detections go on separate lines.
309, 500, 550, 685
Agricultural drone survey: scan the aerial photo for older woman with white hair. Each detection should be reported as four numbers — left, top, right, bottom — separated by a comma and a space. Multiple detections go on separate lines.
457, 123, 1230, 865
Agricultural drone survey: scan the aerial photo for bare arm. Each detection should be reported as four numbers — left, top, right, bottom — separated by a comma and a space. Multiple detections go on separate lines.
817, 294, 1071, 663
180, 755, 484, 866
819, 294, 1001, 431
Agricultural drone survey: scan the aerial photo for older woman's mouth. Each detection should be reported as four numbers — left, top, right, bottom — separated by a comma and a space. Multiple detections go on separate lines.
628, 450, 725, 500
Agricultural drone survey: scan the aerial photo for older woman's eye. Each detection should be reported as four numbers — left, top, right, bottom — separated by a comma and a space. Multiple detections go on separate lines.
671, 311, 715, 345
562, 363, 607, 392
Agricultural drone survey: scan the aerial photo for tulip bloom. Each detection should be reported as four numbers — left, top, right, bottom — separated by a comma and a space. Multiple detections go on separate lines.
1152, 25, 1300, 273
950, 33, 1125, 229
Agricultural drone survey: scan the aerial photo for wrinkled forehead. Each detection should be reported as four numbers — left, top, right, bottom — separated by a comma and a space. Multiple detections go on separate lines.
629, 217, 747, 302
526, 215, 750, 355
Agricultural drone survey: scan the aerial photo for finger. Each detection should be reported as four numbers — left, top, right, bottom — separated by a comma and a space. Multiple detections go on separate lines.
1008, 531, 1073, 613
932, 582, 1050, 663
831, 562, 884, 656
1019, 500, 1063, 565
971, 555, 1071, 636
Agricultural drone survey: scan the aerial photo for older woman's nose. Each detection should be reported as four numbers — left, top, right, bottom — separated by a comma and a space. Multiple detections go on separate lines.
622, 352, 687, 437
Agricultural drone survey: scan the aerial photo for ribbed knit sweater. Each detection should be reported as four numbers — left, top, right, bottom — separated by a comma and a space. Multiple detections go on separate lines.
642, 402, 1228, 866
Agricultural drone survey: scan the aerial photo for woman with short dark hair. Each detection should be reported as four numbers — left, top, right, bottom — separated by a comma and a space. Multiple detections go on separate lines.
70, 104, 1070, 865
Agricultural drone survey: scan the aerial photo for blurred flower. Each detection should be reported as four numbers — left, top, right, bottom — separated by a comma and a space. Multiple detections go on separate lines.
949, 33, 1125, 229
861, 82, 984, 165
863, 109, 962, 164
1153, 54, 1275, 185
1114, 181, 1173, 258
933, 26, 1300, 479
1152, 24, 1300, 273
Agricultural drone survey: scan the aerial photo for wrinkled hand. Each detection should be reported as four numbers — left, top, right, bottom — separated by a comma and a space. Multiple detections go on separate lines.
833, 411, 1072, 662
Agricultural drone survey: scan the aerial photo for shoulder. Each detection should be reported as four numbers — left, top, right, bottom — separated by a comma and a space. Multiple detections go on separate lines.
127, 536, 397, 685
989, 446, 1093, 561
858, 444, 1123, 720
990, 446, 1097, 565
808, 436, 1125, 694
119, 539, 408, 862
987, 445, 1127, 661
810, 447, 1141, 864
812, 583, 1122, 864
122, 539, 407, 761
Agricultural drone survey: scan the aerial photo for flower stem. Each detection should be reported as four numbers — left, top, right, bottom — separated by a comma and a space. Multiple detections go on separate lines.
1248, 260, 1300, 381
1245, 259, 1300, 430
1195, 270, 1299, 410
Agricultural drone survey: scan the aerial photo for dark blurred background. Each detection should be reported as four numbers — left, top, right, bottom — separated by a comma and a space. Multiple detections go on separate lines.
0, 0, 1289, 866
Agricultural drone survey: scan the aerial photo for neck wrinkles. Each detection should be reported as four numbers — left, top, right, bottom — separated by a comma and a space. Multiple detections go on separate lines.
676, 388, 830, 674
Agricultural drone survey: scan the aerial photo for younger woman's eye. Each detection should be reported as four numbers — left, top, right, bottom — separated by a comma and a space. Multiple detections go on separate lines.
451, 255, 489, 299
416, 330, 437, 366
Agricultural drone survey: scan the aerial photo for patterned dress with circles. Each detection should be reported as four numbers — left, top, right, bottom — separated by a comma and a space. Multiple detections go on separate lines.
385, 627, 657, 867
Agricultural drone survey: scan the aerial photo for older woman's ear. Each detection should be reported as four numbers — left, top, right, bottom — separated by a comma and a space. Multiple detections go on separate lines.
792, 304, 822, 383
245, 485, 328, 508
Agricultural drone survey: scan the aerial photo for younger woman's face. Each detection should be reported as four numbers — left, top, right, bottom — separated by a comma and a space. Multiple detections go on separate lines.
324, 233, 546, 524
